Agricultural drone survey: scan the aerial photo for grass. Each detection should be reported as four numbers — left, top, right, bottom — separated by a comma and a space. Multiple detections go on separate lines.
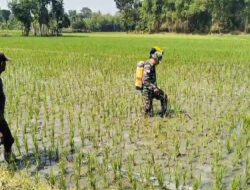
0, 168, 53, 190
0, 31, 249, 189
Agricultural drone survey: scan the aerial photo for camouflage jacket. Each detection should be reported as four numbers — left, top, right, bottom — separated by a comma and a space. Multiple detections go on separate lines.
0, 77, 5, 112
142, 60, 157, 91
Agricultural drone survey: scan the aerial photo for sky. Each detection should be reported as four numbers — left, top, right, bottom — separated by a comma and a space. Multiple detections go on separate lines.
0, 0, 118, 15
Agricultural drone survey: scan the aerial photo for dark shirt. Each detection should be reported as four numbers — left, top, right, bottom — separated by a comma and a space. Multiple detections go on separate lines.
142, 60, 157, 91
0, 77, 5, 112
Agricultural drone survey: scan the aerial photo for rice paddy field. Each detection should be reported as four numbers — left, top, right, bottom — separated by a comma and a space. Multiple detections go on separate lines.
0, 32, 249, 190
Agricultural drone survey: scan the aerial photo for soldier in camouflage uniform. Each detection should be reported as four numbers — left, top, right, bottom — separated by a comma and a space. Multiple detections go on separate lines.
0, 52, 14, 162
142, 47, 168, 117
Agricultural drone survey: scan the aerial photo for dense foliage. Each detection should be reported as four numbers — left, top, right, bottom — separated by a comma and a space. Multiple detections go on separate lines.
115, 0, 250, 33
6, 0, 69, 36
68, 8, 124, 32
0, 8, 22, 30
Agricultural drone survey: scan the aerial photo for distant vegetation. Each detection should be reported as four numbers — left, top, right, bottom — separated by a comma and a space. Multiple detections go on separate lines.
0, 0, 124, 36
67, 8, 124, 33
0, 0, 250, 35
114, 0, 250, 33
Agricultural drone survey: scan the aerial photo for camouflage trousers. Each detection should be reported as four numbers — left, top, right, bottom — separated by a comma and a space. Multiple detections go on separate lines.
0, 109, 14, 151
142, 88, 168, 117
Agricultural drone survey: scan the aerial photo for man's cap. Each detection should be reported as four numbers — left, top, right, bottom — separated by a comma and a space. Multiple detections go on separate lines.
150, 46, 164, 55
0, 52, 9, 61
150, 46, 164, 61
153, 46, 163, 54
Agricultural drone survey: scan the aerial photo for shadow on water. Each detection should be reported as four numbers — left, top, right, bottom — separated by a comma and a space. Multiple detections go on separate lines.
154, 108, 192, 119
170, 106, 193, 118
8, 149, 60, 172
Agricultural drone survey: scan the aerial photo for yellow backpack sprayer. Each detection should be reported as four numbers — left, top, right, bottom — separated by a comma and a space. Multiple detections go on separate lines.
135, 61, 145, 91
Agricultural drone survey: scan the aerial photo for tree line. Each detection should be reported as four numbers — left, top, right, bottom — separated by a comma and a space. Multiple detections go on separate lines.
0, 0, 124, 36
1, 0, 250, 35
114, 0, 250, 33
5, 0, 70, 36
67, 8, 123, 32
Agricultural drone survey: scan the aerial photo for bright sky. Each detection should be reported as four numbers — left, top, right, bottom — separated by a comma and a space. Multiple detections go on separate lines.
0, 0, 118, 15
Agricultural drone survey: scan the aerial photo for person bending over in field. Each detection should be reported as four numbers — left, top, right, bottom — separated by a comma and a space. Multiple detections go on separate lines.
0, 52, 14, 163
135, 47, 168, 117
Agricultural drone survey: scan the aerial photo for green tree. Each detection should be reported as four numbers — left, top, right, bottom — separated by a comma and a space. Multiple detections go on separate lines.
32, 0, 50, 36
68, 10, 77, 23
62, 13, 70, 28
0, 9, 11, 24
81, 11, 123, 32
140, 0, 153, 31
153, 0, 165, 32
211, 0, 235, 32
140, 0, 165, 32
187, 0, 212, 33
10, 0, 34, 36
114, 0, 141, 31
175, 0, 190, 21
81, 7, 92, 19
244, 0, 250, 33
50, 0, 64, 35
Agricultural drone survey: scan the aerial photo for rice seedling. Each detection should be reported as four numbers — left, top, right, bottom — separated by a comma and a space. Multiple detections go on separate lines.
154, 164, 165, 188
127, 160, 134, 184
214, 166, 227, 190
242, 114, 250, 133
35, 168, 41, 183
182, 169, 187, 186
73, 152, 83, 190
13, 130, 21, 156
69, 122, 75, 152
243, 156, 249, 188
32, 133, 40, 167
192, 174, 201, 190
174, 167, 180, 189
226, 137, 232, 154
101, 156, 109, 187
231, 177, 242, 190
58, 157, 67, 190
49, 167, 56, 187
48, 147, 53, 165
87, 153, 97, 189
111, 153, 123, 182
79, 127, 85, 148
234, 143, 243, 166
174, 138, 180, 159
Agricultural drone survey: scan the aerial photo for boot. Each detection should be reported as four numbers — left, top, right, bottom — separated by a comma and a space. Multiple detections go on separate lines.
4, 148, 12, 163
160, 95, 168, 117
3, 137, 14, 163
145, 108, 154, 117
0, 132, 3, 145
